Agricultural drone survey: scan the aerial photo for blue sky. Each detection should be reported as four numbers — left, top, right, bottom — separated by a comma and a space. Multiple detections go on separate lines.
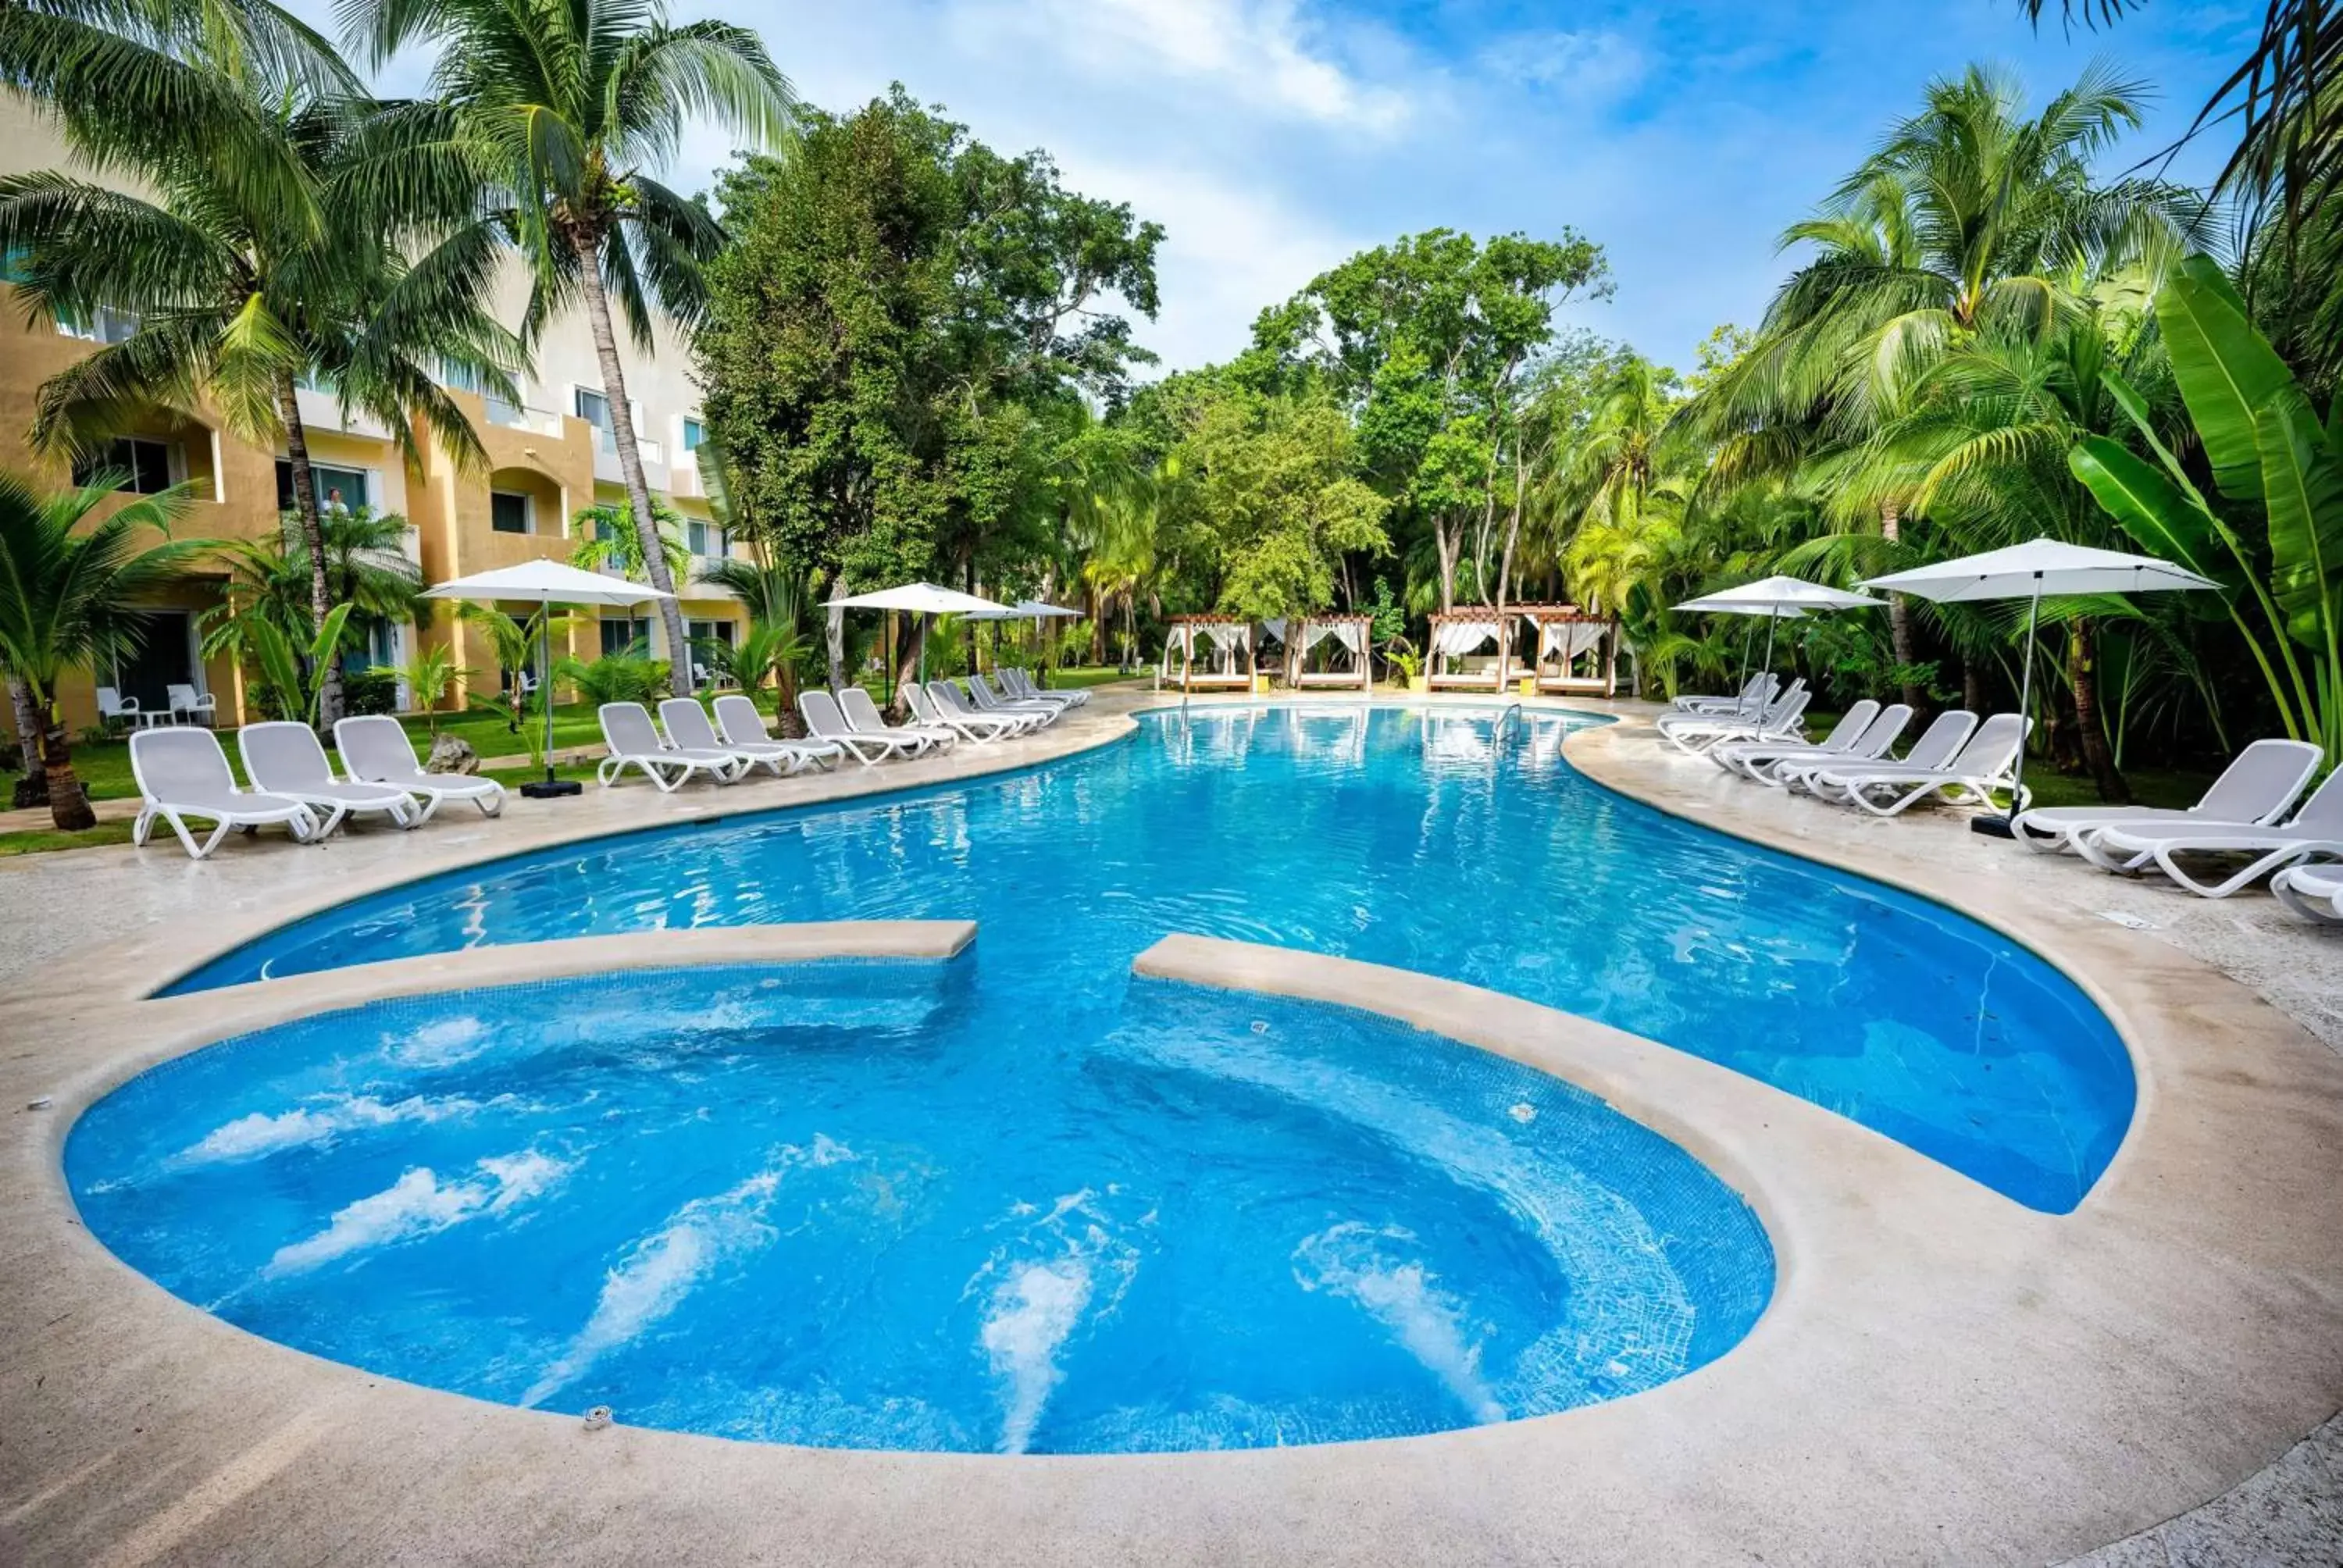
332, 0, 2264, 374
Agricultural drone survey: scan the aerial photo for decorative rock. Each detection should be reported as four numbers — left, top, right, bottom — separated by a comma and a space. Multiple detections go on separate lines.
424, 733, 480, 775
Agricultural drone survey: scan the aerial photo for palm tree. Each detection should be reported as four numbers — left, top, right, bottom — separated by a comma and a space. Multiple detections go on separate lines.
198, 504, 424, 674
695, 555, 816, 730
352, 0, 797, 699
0, 469, 216, 830
0, 16, 517, 728
570, 497, 692, 587
1685, 66, 2211, 714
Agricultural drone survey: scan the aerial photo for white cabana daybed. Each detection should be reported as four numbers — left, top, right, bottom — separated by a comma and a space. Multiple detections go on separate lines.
1293, 613, 1374, 692
1159, 616, 1257, 692
1426, 611, 1510, 691
1517, 604, 1617, 697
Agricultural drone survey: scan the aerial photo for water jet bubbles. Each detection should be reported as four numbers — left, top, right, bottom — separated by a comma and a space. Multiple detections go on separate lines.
1251, 1020, 1270, 1035
1508, 1103, 1537, 1124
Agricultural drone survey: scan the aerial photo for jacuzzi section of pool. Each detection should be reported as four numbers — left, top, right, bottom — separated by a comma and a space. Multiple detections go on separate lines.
70, 961, 1775, 1454
160, 707, 2136, 1213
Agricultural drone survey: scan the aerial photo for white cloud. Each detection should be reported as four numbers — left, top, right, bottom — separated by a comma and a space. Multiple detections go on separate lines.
1053, 155, 1367, 368
949, 0, 1410, 132
1480, 29, 1646, 106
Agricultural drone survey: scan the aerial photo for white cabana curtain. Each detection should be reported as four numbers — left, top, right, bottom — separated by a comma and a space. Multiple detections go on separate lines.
1433, 619, 1500, 657
1260, 618, 1288, 645
1304, 622, 1364, 655
1539, 622, 1607, 661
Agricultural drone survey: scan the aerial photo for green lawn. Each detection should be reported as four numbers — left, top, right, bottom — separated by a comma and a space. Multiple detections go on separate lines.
0, 820, 137, 856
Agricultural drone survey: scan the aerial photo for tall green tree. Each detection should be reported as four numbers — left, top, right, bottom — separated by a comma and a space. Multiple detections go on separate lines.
354, 0, 799, 700
1264, 228, 1610, 612
699, 89, 1161, 704
0, 471, 215, 830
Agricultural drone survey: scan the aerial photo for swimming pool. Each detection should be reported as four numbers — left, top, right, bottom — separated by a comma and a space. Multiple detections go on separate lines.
69, 962, 1777, 1452
157, 705, 2134, 1214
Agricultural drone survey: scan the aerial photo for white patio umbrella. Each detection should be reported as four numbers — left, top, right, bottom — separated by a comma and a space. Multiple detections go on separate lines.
1675, 576, 1885, 711
1863, 538, 2220, 837
963, 599, 1085, 679
833, 581, 1010, 690
423, 561, 673, 799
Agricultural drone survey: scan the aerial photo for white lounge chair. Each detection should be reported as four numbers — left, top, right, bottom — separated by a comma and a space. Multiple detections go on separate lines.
967, 673, 1061, 726
711, 694, 842, 774
1808, 712, 2029, 818
1711, 700, 1879, 777
130, 727, 320, 859
999, 668, 1079, 711
1778, 710, 1970, 796
239, 721, 417, 836
911, 681, 1019, 743
333, 715, 506, 823
840, 685, 955, 753
658, 697, 786, 778
2074, 768, 2343, 896
1658, 682, 1809, 754
1007, 668, 1085, 707
1742, 704, 1913, 788
2011, 739, 2323, 856
933, 678, 1043, 734
2272, 864, 2343, 925
800, 690, 922, 766
596, 701, 740, 791
1671, 672, 1774, 713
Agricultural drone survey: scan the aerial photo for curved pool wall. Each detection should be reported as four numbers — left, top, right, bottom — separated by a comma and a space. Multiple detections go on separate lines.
158, 706, 2134, 1213
68, 960, 1778, 1453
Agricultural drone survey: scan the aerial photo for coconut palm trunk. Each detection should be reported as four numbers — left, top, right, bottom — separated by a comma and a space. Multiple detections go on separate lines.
1879, 502, 1922, 714
572, 227, 693, 699
36, 704, 94, 830
276, 377, 343, 729
8, 675, 47, 807
2067, 618, 2129, 803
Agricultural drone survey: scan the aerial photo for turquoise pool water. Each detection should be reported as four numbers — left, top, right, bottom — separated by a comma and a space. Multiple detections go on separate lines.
70, 963, 1777, 1452
156, 706, 2134, 1213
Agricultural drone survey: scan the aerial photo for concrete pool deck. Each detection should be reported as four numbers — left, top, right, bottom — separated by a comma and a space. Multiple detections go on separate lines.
2, 687, 2340, 1565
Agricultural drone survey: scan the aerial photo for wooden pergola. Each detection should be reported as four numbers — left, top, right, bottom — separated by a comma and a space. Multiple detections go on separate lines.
1425, 610, 1513, 690
1514, 604, 1619, 697
1293, 612, 1375, 692
1157, 615, 1256, 692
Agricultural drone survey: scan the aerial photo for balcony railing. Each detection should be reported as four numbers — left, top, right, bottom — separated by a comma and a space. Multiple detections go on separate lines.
487, 397, 566, 439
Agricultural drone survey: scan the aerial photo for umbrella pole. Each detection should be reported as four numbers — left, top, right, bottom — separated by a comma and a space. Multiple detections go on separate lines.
520, 604, 581, 799
1974, 576, 2042, 839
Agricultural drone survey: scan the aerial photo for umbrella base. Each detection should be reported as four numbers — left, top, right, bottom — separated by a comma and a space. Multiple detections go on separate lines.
1970, 814, 2015, 839
521, 779, 583, 800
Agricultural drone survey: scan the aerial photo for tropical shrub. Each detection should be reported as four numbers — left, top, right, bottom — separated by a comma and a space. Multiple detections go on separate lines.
2071, 257, 2342, 762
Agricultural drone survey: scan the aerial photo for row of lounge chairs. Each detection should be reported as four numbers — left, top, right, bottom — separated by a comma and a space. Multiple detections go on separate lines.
126, 670, 1086, 856
1665, 676, 2343, 918
128, 718, 505, 860
594, 672, 1086, 791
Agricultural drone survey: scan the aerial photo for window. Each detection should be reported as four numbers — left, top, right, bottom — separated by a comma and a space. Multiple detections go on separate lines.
75, 438, 176, 494
490, 491, 532, 535
56, 305, 139, 344
682, 417, 705, 451
600, 616, 651, 657
440, 358, 485, 394
688, 618, 736, 648
274, 461, 369, 514
573, 387, 614, 451
686, 518, 729, 558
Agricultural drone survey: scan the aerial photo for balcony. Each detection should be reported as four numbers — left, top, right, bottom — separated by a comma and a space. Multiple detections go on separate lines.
293, 383, 394, 441
486, 397, 567, 440
669, 448, 704, 498
592, 428, 667, 488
